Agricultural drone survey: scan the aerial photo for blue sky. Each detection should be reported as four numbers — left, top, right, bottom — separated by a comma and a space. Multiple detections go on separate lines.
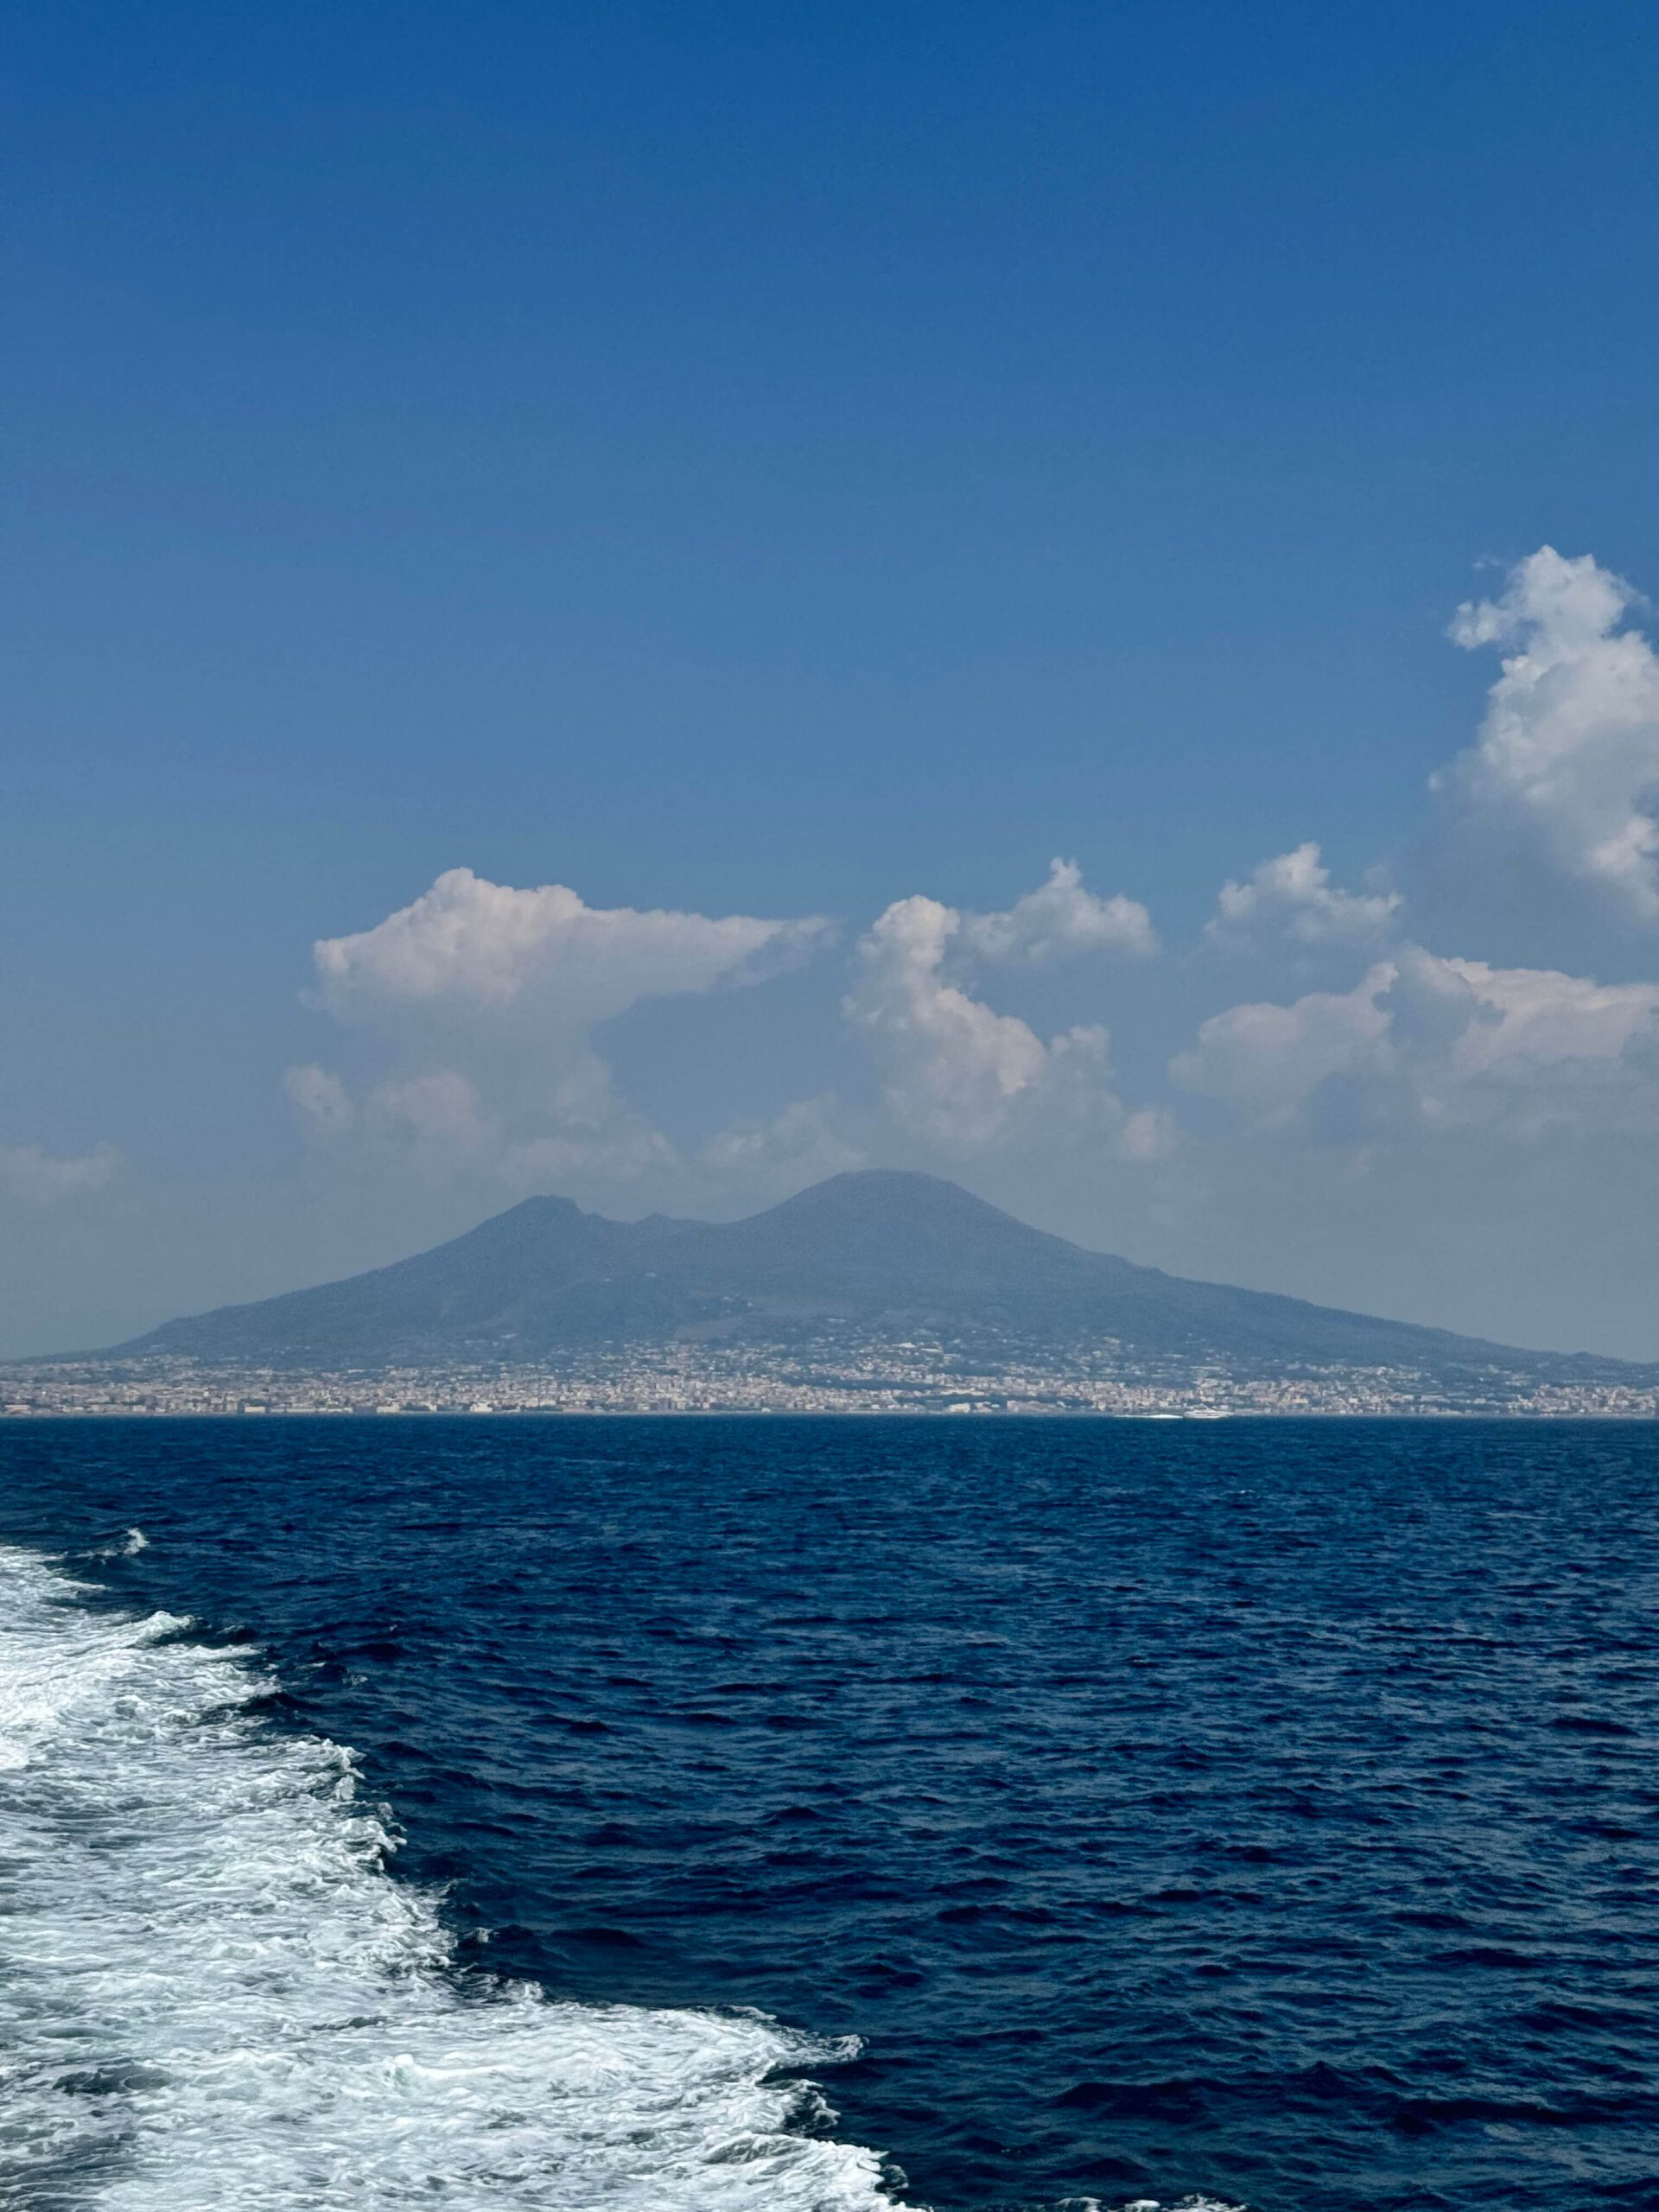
9, 1, 1659, 1356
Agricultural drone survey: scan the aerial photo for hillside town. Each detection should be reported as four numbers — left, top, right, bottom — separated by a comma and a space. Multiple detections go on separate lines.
5, 1332, 1656, 1420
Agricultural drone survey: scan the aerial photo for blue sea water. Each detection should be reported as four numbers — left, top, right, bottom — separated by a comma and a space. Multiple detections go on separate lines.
1, 1417, 1656, 2212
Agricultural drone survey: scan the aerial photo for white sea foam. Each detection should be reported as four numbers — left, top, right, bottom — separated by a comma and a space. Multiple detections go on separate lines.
0, 1542, 900, 2209
87, 1528, 149, 1560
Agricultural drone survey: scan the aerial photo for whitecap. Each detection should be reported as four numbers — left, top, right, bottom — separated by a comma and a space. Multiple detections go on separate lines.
86, 1527, 150, 1560
0, 1542, 900, 2209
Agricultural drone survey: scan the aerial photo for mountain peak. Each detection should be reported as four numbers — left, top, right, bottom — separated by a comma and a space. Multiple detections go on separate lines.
762, 1166, 1030, 1224
101, 1169, 1639, 1382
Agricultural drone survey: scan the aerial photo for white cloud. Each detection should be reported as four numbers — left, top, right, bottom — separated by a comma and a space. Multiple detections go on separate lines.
294, 868, 835, 1189
0, 1141, 118, 1205
959, 858, 1158, 964
493, 1114, 678, 1191
370, 1068, 495, 1156
846, 888, 1159, 1154
1441, 546, 1659, 922
697, 1098, 868, 1191
283, 1064, 355, 1135
1443, 957, 1659, 1077
1119, 1105, 1179, 1162
312, 867, 830, 1027
848, 895, 1048, 1147
1174, 946, 1659, 1141
1208, 842, 1401, 950
1173, 969, 1393, 1130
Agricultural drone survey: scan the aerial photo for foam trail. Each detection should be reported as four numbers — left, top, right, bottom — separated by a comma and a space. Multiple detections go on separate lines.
0, 1543, 900, 2210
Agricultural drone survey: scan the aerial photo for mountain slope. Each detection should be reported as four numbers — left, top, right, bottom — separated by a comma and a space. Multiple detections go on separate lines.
106, 1170, 1640, 1381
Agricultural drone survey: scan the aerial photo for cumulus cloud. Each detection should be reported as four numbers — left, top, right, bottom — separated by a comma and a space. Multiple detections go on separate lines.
1440, 546, 1659, 922
697, 1097, 868, 1192
295, 860, 1163, 1196
848, 896, 1053, 1146
846, 887, 1166, 1154
1173, 973, 1392, 1132
959, 858, 1158, 964
1207, 842, 1401, 950
283, 1065, 355, 1135
287, 1058, 628, 1184
291, 868, 835, 1189
1174, 946, 1659, 1141
370, 1068, 495, 1157
312, 867, 830, 1027
0, 1141, 118, 1205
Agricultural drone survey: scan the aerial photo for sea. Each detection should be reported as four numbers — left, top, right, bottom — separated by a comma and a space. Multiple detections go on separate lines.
1, 1416, 1656, 2212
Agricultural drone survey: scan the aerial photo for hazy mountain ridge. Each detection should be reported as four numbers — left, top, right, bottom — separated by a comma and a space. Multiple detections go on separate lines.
105, 1170, 1645, 1382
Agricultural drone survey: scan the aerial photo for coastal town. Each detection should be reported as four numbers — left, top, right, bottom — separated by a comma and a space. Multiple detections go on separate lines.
6, 1332, 1656, 1420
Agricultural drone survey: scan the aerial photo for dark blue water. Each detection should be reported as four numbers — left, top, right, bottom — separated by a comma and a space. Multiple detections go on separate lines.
3, 1416, 1656, 2211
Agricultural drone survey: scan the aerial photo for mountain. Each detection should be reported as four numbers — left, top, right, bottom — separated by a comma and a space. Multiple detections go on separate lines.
105, 1169, 1640, 1382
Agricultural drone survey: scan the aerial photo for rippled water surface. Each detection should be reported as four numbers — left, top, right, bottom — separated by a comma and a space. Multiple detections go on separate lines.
2, 1417, 1656, 2211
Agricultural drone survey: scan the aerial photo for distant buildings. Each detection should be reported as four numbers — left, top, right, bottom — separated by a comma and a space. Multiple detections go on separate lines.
4, 1332, 1655, 1420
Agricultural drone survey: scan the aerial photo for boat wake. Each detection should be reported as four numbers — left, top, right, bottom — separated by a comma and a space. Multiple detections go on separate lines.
0, 1542, 899, 2210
